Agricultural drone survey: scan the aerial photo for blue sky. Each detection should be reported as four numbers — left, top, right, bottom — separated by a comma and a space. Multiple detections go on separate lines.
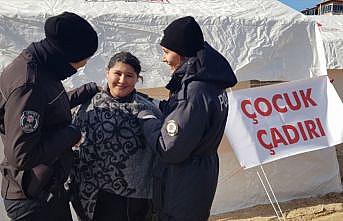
278, 0, 322, 11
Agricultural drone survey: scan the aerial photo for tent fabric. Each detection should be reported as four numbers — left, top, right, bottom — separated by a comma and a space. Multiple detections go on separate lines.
309, 15, 343, 69
0, 0, 327, 89
0, 0, 341, 218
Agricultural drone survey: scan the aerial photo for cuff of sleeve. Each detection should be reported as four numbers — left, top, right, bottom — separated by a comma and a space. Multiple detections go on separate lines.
138, 110, 158, 120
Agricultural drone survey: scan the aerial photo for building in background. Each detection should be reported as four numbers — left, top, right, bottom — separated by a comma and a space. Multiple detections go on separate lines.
302, 0, 343, 15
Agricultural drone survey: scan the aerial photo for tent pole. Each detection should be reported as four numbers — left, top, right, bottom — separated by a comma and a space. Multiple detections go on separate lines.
260, 165, 285, 220
256, 170, 282, 220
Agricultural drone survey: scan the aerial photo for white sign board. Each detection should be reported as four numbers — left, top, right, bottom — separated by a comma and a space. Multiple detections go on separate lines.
226, 76, 343, 169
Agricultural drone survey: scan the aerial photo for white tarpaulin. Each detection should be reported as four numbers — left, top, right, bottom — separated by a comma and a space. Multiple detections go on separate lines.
309, 15, 343, 70
0, 0, 327, 89
0, 0, 341, 219
226, 76, 343, 169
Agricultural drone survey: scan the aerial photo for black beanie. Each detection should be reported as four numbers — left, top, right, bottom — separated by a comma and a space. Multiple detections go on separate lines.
160, 16, 204, 57
44, 12, 98, 62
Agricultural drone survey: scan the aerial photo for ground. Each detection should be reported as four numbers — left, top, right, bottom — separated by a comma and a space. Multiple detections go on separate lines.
210, 192, 343, 221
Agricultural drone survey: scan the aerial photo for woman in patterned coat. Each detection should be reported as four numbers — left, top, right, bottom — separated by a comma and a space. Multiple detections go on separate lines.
70, 52, 161, 221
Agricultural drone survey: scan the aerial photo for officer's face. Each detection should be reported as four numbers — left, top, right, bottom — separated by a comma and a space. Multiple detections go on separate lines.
162, 47, 183, 73
106, 62, 138, 98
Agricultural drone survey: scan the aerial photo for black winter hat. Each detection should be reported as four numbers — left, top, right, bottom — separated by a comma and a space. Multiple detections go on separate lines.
160, 16, 204, 57
44, 12, 98, 62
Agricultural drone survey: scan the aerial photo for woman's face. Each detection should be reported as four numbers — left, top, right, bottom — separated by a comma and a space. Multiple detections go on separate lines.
106, 62, 138, 98
162, 47, 183, 73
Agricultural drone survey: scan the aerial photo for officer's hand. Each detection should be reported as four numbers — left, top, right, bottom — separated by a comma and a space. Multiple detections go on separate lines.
85, 82, 102, 93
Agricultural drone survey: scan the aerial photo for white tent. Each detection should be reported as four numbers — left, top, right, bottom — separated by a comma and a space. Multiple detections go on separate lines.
0, 0, 328, 88
309, 15, 343, 70
0, 0, 341, 219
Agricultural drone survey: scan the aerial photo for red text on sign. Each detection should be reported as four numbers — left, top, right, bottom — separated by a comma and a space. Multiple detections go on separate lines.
241, 88, 317, 124
257, 117, 325, 155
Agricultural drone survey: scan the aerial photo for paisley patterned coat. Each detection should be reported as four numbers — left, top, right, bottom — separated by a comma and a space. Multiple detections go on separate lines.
71, 89, 161, 220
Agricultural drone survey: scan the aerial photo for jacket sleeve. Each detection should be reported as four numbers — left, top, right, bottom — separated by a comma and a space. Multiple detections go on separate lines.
140, 94, 208, 164
67, 82, 99, 108
4, 85, 81, 170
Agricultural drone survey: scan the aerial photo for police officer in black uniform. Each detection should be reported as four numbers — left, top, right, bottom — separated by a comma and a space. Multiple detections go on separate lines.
0, 12, 99, 221
139, 16, 237, 221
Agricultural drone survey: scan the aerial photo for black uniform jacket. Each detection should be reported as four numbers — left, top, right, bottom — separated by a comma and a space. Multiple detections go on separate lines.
141, 42, 237, 221
0, 40, 98, 199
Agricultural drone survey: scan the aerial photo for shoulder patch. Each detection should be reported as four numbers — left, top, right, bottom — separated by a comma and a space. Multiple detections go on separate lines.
166, 120, 178, 137
20, 110, 40, 133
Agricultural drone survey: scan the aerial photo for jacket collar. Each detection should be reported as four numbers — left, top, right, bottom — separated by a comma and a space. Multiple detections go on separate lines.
26, 39, 77, 81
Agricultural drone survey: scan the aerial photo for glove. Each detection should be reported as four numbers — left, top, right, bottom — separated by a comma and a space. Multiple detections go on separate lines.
85, 82, 99, 93
24, 164, 53, 198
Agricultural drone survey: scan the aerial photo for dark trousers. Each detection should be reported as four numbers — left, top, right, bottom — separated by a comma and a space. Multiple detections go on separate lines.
92, 190, 150, 221
3, 189, 72, 221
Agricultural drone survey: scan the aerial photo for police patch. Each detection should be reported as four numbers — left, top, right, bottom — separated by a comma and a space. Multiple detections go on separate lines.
166, 120, 178, 137
20, 111, 40, 133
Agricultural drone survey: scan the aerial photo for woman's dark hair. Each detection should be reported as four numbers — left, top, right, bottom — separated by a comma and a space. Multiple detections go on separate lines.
107, 51, 141, 75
